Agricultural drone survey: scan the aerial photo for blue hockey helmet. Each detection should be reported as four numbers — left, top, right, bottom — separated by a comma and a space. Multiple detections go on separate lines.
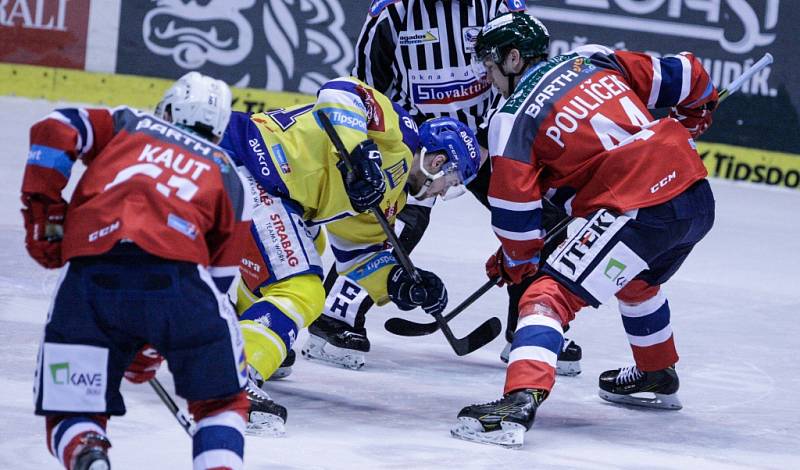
416, 117, 481, 200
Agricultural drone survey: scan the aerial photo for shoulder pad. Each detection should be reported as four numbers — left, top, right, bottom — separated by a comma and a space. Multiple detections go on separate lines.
505, 0, 526, 12
369, 0, 401, 17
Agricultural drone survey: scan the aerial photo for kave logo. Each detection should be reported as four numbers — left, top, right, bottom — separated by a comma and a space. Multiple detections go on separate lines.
604, 258, 627, 285
42, 343, 108, 411
49, 361, 103, 388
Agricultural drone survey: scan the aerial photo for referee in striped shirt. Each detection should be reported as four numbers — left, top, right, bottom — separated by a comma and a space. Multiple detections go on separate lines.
308, 0, 581, 375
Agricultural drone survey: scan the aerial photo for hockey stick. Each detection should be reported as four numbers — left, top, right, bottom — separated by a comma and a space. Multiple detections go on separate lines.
316, 110, 502, 356
385, 214, 574, 337
385, 276, 500, 336
384, 53, 775, 341
718, 53, 773, 102
149, 378, 196, 437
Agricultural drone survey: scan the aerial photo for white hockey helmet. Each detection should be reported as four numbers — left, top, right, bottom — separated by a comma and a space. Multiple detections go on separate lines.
155, 71, 232, 139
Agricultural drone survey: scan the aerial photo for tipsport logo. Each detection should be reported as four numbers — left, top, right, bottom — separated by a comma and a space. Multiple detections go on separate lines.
49, 362, 104, 392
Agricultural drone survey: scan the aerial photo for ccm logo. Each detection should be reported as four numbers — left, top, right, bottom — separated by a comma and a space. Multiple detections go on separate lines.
241, 258, 261, 273
88, 220, 120, 242
651, 171, 677, 193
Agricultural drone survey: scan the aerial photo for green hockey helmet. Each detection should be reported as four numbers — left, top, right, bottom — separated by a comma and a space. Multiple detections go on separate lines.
472, 12, 550, 79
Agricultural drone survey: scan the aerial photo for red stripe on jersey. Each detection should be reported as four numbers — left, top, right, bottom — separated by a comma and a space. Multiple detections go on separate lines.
610, 51, 657, 107
30, 118, 80, 155
505, 359, 556, 394
497, 236, 542, 264
83, 109, 116, 163
488, 156, 541, 202
631, 335, 678, 371
679, 52, 718, 107
22, 165, 68, 200
490, 157, 545, 260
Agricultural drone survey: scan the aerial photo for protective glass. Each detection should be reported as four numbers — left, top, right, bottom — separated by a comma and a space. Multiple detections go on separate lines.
470, 48, 501, 81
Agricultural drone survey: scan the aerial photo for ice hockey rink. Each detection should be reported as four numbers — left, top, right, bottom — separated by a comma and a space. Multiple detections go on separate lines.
0, 96, 798, 469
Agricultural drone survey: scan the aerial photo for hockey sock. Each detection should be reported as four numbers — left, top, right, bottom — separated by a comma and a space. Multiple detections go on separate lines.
504, 303, 564, 394
45, 414, 108, 470
189, 391, 248, 470
617, 282, 678, 370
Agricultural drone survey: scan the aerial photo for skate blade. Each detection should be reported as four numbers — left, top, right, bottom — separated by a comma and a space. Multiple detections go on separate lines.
268, 366, 292, 380
301, 336, 365, 370
450, 417, 526, 449
598, 390, 683, 410
86, 461, 110, 470
245, 412, 286, 437
556, 360, 581, 377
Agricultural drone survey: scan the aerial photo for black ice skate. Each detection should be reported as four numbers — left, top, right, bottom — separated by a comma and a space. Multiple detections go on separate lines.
301, 314, 370, 370
268, 349, 296, 380
598, 365, 682, 410
73, 432, 111, 470
245, 368, 288, 437
500, 338, 582, 377
451, 389, 548, 448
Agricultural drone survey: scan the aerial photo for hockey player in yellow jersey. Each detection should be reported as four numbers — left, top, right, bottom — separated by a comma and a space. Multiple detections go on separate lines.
219, 76, 482, 434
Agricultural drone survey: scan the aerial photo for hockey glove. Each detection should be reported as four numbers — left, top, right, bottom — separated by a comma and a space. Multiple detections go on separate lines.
669, 101, 717, 139
21, 194, 67, 269
486, 247, 538, 286
387, 265, 448, 316
337, 139, 386, 213
124, 345, 164, 384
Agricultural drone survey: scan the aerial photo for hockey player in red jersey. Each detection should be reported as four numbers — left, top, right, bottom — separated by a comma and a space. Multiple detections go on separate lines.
451, 12, 717, 447
24, 72, 250, 469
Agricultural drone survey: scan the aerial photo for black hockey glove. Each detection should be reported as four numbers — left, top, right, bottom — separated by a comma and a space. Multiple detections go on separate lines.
387, 265, 448, 316
337, 139, 386, 213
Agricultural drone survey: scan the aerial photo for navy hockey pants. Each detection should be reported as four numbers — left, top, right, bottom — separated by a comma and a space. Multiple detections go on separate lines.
35, 243, 247, 416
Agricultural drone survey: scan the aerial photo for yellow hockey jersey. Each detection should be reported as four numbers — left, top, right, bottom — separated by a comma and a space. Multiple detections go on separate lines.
221, 77, 421, 302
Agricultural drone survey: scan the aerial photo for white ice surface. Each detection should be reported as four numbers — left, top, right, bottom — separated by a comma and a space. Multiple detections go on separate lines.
0, 96, 798, 469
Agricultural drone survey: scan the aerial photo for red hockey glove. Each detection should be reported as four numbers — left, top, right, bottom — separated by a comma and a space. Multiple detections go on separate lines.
124, 345, 164, 384
485, 247, 538, 286
670, 101, 717, 139
21, 194, 67, 269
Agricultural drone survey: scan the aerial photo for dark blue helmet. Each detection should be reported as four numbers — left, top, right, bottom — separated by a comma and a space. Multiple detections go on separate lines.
418, 117, 481, 186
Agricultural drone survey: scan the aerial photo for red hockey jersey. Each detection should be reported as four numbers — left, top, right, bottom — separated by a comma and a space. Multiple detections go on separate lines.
22, 107, 246, 280
487, 45, 717, 265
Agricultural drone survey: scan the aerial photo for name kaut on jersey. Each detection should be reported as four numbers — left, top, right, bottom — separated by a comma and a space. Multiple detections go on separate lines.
134, 118, 214, 181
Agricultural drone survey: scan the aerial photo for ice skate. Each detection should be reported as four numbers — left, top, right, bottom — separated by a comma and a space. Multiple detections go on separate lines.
451, 389, 547, 448
245, 368, 287, 437
268, 349, 296, 380
556, 338, 582, 376
500, 338, 582, 377
301, 315, 370, 370
73, 432, 111, 470
598, 365, 682, 410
